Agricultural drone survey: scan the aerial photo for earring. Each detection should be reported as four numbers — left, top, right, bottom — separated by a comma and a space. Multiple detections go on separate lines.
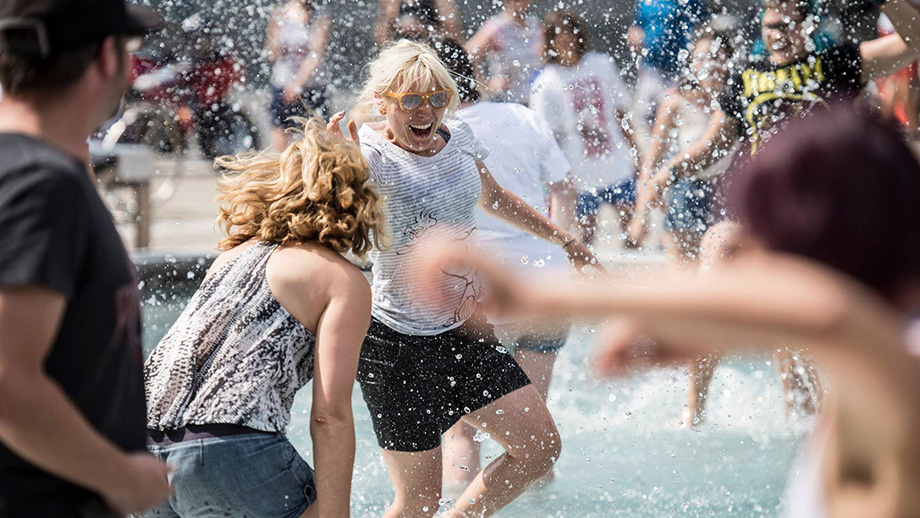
380, 108, 387, 115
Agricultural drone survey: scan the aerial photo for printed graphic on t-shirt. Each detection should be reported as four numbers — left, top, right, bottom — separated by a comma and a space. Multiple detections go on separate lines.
570, 77, 611, 159
397, 210, 439, 255
723, 45, 863, 156
440, 227, 482, 328
740, 57, 830, 154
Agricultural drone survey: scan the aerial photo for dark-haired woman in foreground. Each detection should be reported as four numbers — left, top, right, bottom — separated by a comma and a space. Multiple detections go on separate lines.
449, 106, 920, 517
143, 119, 386, 517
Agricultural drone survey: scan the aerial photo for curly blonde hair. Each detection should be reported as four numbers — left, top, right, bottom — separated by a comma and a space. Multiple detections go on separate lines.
215, 117, 387, 257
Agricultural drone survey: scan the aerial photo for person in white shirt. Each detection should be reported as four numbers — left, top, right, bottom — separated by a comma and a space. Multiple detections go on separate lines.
530, 9, 639, 247
429, 38, 577, 489
328, 39, 597, 518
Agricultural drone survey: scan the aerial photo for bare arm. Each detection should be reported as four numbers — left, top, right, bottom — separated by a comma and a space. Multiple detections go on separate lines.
290, 16, 332, 90
0, 287, 169, 514
309, 274, 369, 518
547, 176, 577, 233
640, 93, 679, 177
477, 162, 597, 269
665, 108, 737, 176
434, 0, 462, 41
374, 0, 401, 45
465, 22, 498, 63
265, 11, 283, 64
861, 0, 920, 83
615, 108, 640, 168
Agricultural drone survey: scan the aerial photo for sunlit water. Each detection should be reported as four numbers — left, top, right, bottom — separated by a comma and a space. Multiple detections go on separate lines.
141, 281, 809, 517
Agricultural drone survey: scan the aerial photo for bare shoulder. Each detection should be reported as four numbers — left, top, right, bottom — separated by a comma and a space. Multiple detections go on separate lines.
266, 243, 370, 332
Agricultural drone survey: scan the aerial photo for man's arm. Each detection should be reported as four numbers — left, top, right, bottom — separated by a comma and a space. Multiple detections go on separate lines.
861, 0, 920, 82
0, 286, 169, 514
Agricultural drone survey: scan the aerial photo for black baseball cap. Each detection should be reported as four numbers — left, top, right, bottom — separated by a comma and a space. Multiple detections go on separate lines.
0, 0, 163, 58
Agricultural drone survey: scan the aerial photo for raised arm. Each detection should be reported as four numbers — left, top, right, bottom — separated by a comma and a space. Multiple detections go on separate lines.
861, 0, 920, 81
465, 20, 498, 63
477, 162, 599, 270
374, 0, 401, 45
434, 0, 462, 41
664, 108, 737, 176
0, 287, 169, 514
287, 14, 332, 97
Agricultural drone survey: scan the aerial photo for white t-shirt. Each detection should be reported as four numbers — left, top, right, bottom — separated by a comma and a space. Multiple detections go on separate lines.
457, 102, 570, 275
530, 52, 634, 192
359, 118, 489, 336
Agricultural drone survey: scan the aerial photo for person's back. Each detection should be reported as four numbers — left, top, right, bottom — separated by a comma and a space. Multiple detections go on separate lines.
142, 118, 384, 518
0, 1, 169, 516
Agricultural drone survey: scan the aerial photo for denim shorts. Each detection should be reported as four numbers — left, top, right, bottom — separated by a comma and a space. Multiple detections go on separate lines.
664, 177, 716, 235
144, 433, 316, 518
577, 179, 637, 218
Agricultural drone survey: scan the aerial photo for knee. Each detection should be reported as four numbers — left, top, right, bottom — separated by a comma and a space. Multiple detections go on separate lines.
523, 423, 562, 477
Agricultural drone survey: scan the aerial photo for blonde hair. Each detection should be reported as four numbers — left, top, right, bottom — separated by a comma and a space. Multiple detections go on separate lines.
215, 117, 387, 257
360, 39, 460, 114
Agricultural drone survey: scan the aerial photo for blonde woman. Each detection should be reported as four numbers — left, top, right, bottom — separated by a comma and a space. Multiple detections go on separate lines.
327, 40, 595, 518
143, 118, 386, 518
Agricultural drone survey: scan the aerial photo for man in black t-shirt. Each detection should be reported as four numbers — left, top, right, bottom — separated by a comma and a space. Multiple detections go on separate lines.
0, 1, 169, 517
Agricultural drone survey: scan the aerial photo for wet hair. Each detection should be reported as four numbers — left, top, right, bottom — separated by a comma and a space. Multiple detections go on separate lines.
216, 117, 388, 257
429, 37, 480, 104
728, 105, 920, 299
360, 39, 460, 114
542, 9, 590, 64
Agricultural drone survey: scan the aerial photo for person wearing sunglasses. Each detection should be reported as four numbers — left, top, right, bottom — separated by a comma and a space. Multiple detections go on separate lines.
327, 39, 598, 518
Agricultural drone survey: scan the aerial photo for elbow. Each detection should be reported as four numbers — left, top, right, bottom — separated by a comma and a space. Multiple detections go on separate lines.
310, 408, 354, 435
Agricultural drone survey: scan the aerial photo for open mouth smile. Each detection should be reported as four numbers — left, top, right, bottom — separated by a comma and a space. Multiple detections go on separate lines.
408, 122, 435, 139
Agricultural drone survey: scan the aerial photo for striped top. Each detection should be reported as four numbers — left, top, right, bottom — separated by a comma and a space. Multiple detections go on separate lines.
144, 242, 315, 432
360, 119, 489, 336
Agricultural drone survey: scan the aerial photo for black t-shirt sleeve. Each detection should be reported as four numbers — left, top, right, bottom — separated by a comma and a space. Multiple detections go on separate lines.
822, 43, 864, 95
0, 168, 89, 298
719, 70, 745, 121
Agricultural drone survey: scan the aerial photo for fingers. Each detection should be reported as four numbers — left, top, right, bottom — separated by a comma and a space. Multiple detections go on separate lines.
348, 119, 360, 143
326, 111, 346, 136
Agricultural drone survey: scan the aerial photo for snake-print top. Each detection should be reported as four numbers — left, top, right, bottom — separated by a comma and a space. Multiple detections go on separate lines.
144, 242, 315, 432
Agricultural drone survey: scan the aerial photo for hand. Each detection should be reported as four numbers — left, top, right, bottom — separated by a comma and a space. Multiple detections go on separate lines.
625, 215, 647, 249
564, 238, 607, 276
326, 111, 360, 144
102, 452, 171, 515
282, 83, 301, 104
593, 318, 702, 378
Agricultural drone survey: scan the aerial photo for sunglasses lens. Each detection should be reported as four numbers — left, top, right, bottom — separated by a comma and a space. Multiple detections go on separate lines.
400, 94, 422, 111
430, 92, 450, 108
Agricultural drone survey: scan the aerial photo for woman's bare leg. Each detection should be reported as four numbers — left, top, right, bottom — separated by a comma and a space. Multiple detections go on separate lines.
442, 422, 480, 490
380, 447, 444, 518
682, 352, 723, 427
445, 386, 561, 518
774, 349, 823, 418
